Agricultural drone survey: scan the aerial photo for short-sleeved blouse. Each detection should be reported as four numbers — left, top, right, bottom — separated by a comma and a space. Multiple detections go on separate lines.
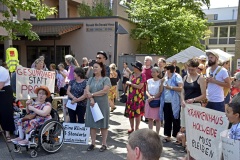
68, 79, 87, 106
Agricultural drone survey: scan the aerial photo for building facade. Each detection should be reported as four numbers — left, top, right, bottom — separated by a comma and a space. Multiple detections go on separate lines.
0, 0, 136, 67
203, 6, 238, 54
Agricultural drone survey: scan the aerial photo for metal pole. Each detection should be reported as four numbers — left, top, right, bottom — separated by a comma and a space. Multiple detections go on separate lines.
54, 39, 57, 64
114, 21, 118, 64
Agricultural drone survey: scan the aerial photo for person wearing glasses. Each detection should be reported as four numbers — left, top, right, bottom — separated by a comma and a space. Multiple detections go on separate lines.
205, 51, 231, 112
86, 51, 110, 78
197, 64, 205, 76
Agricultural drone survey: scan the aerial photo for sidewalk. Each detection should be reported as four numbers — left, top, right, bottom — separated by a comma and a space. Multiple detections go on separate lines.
0, 103, 186, 160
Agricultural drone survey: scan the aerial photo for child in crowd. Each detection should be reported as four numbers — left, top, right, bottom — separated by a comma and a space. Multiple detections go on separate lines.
226, 102, 240, 140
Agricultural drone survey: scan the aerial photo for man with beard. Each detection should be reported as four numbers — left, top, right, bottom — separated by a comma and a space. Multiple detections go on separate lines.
205, 51, 231, 112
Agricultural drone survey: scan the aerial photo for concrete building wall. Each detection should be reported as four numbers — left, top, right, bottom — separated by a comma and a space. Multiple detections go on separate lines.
13, 17, 139, 67
203, 7, 238, 20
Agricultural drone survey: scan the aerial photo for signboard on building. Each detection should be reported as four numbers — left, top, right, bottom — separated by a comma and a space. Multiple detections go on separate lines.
16, 66, 55, 99
86, 23, 114, 32
185, 104, 229, 160
63, 123, 90, 145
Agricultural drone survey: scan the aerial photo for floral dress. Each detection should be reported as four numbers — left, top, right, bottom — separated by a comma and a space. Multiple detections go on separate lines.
18, 102, 52, 134
125, 73, 146, 118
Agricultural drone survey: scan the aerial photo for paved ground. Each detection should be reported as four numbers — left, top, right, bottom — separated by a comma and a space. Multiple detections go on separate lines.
0, 103, 186, 160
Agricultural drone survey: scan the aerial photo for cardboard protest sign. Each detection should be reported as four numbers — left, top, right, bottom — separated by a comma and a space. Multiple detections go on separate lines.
185, 104, 229, 160
221, 130, 240, 160
16, 66, 55, 99
63, 123, 90, 145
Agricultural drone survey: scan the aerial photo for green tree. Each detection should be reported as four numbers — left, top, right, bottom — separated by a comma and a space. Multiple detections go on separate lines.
77, 1, 91, 17
127, 0, 209, 56
91, 1, 112, 17
0, 0, 56, 41
77, 1, 112, 17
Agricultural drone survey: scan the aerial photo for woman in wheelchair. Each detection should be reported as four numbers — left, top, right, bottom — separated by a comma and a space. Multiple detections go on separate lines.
11, 86, 52, 146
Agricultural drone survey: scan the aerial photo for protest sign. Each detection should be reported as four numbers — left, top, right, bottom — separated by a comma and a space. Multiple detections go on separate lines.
63, 123, 90, 145
16, 66, 55, 99
185, 104, 229, 160
221, 130, 240, 160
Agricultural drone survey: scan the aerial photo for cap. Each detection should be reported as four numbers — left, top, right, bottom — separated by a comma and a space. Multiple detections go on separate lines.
97, 51, 108, 60
206, 50, 219, 59
34, 86, 51, 97
198, 55, 207, 60
131, 61, 143, 71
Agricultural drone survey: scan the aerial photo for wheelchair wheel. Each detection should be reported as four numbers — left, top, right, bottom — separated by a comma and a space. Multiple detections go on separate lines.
38, 120, 64, 153
30, 150, 38, 158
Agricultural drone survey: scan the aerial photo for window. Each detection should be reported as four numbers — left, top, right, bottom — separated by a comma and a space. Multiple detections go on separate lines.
214, 14, 218, 20
210, 27, 218, 37
219, 27, 228, 37
230, 26, 236, 37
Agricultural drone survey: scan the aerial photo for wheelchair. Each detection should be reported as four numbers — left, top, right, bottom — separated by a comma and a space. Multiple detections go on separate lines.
13, 108, 65, 158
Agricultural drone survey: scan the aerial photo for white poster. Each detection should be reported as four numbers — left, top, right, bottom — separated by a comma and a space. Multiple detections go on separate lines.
221, 130, 240, 160
16, 66, 55, 99
185, 104, 229, 160
63, 123, 90, 145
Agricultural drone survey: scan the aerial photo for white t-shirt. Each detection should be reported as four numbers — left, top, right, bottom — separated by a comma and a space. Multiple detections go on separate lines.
147, 78, 161, 95
206, 66, 229, 102
0, 66, 10, 86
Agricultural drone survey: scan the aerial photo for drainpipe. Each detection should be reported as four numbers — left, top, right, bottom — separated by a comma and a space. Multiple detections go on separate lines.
232, 9, 235, 20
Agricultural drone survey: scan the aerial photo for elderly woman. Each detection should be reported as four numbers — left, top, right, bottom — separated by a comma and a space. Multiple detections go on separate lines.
160, 64, 183, 142
0, 66, 15, 142
31, 56, 48, 71
65, 55, 80, 83
85, 62, 111, 152
108, 63, 118, 112
67, 67, 87, 123
11, 86, 52, 145
125, 61, 146, 133
145, 67, 163, 134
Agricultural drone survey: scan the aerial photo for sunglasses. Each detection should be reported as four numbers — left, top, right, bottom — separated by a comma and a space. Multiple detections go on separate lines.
96, 57, 102, 59
198, 68, 203, 71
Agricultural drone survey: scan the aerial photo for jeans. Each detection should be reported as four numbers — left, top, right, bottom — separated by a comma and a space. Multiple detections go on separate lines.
206, 101, 225, 112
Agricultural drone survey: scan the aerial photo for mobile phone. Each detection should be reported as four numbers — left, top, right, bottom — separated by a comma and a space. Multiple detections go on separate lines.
89, 59, 96, 67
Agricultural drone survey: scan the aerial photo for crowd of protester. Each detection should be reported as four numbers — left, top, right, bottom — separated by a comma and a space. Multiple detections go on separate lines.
1, 49, 240, 160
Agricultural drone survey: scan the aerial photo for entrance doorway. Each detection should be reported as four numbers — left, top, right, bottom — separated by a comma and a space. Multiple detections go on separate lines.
27, 46, 70, 68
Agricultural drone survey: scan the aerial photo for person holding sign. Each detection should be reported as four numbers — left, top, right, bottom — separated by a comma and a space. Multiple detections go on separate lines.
85, 62, 111, 152
180, 58, 206, 153
226, 102, 240, 140
160, 64, 183, 142
66, 67, 87, 123
11, 86, 52, 145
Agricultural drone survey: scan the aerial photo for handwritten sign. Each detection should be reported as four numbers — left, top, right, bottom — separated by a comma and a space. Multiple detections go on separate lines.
63, 123, 90, 145
185, 104, 229, 160
221, 130, 240, 160
16, 66, 55, 99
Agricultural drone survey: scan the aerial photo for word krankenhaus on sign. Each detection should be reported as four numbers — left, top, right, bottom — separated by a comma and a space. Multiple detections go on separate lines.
185, 104, 229, 160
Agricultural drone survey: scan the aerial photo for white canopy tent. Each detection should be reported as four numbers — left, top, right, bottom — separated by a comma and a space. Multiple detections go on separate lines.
205, 49, 234, 62
166, 46, 205, 63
